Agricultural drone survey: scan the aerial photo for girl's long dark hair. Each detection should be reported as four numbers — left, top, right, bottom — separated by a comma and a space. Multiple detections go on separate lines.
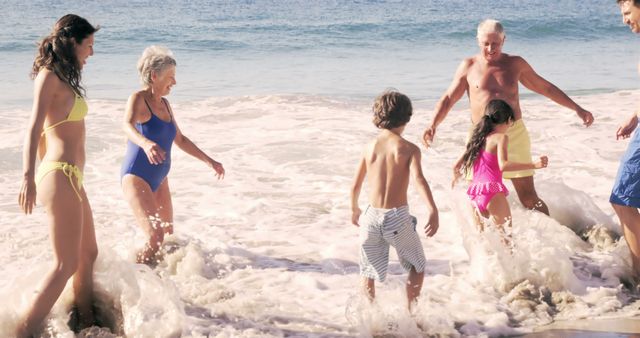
460, 99, 515, 175
31, 14, 99, 97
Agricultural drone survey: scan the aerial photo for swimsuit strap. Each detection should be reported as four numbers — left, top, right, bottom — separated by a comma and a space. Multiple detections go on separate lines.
144, 97, 173, 122
36, 162, 83, 201
143, 98, 155, 115
161, 98, 173, 122
41, 120, 68, 135
60, 163, 83, 201
41, 95, 87, 135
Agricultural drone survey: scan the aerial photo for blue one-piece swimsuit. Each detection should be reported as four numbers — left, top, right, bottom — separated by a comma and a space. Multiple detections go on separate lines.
611, 128, 640, 208
121, 98, 177, 192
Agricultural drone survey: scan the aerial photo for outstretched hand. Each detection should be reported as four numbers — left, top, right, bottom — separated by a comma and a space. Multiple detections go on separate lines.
18, 177, 37, 214
616, 115, 638, 140
577, 108, 594, 127
534, 155, 548, 169
422, 127, 436, 148
209, 160, 225, 179
424, 211, 439, 237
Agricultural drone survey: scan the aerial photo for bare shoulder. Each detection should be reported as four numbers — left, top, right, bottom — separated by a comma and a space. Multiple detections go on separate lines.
492, 132, 509, 144
129, 90, 146, 103
125, 91, 152, 121
484, 133, 507, 153
506, 54, 530, 69
400, 138, 421, 157
127, 91, 149, 110
458, 57, 476, 72
462, 56, 475, 67
34, 68, 63, 90
363, 138, 377, 157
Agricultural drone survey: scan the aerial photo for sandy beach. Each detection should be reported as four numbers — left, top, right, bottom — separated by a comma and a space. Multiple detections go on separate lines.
531, 317, 640, 337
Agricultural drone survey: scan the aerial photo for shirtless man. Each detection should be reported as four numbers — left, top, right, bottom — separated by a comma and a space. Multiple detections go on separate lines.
423, 19, 594, 215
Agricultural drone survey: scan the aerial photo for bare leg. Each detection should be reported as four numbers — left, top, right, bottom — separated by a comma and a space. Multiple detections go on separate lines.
154, 178, 174, 236
510, 176, 549, 215
472, 206, 489, 232
406, 267, 424, 311
612, 203, 640, 278
486, 193, 513, 246
362, 277, 375, 302
73, 191, 98, 329
122, 175, 163, 265
16, 172, 84, 338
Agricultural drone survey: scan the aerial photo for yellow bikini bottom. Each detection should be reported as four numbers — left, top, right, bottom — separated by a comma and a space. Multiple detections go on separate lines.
35, 161, 84, 201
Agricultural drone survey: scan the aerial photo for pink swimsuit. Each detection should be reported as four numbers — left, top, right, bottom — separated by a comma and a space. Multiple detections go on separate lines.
467, 150, 509, 212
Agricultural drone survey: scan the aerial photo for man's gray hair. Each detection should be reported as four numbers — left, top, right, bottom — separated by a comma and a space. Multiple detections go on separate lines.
137, 45, 176, 86
477, 19, 505, 39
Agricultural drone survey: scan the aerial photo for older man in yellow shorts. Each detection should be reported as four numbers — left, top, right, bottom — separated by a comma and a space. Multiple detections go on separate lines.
424, 19, 594, 215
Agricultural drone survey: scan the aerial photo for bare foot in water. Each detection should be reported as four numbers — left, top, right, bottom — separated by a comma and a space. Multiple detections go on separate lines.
136, 245, 164, 267
68, 304, 97, 333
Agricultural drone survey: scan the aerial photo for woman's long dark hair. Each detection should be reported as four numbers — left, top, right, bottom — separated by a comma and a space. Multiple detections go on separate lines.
460, 99, 515, 175
31, 14, 99, 97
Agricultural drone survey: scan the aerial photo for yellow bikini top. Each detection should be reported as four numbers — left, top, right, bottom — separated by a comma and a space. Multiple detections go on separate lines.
41, 95, 88, 135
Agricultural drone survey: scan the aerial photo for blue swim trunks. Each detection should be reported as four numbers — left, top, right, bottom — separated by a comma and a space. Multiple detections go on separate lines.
611, 129, 640, 208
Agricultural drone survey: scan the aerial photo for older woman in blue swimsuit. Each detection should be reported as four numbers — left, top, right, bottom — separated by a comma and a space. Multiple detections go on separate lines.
121, 46, 225, 265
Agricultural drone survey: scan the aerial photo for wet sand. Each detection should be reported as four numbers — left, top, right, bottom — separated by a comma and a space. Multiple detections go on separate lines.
526, 318, 640, 337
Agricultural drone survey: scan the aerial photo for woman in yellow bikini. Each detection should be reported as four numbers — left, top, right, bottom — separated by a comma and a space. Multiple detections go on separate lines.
16, 14, 99, 337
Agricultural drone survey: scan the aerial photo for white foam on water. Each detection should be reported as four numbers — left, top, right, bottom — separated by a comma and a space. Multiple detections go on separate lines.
1, 91, 640, 337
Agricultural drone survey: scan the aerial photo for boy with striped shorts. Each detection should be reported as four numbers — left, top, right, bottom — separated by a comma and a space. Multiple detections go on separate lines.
350, 90, 439, 310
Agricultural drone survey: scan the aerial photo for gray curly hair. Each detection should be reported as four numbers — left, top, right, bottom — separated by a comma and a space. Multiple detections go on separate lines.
137, 45, 176, 86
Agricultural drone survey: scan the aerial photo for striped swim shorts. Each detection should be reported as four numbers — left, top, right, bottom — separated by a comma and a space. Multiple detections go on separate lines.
359, 205, 426, 282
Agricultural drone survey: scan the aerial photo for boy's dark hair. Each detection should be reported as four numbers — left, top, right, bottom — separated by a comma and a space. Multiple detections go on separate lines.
460, 99, 515, 175
617, 0, 640, 6
372, 90, 413, 129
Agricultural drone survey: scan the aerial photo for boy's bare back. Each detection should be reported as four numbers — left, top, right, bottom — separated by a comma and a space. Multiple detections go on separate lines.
351, 90, 438, 236
364, 130, 418, 209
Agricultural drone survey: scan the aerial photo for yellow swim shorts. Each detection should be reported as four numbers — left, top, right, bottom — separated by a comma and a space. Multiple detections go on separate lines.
465, 119, 534, 180
503, 119, 534, 179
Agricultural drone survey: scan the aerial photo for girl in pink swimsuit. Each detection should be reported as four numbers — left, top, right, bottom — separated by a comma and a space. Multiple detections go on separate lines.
452, 100, 548, 236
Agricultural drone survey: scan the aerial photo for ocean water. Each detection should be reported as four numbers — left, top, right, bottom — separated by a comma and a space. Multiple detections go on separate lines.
1, 0, 639, 107
1, 1, 640, 337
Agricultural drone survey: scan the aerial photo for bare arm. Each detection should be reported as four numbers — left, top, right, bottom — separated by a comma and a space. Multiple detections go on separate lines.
18, 71, 59, 214
423, 59, 470, 147
409, 147, 439, 237
451, 153, 465, 188
518, 57, 594, 127
122, 93, 166, 165
171, 105, 225, 179
350, 154, 367, 226
616, 105, 640, 140
496, 134, 547, 172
